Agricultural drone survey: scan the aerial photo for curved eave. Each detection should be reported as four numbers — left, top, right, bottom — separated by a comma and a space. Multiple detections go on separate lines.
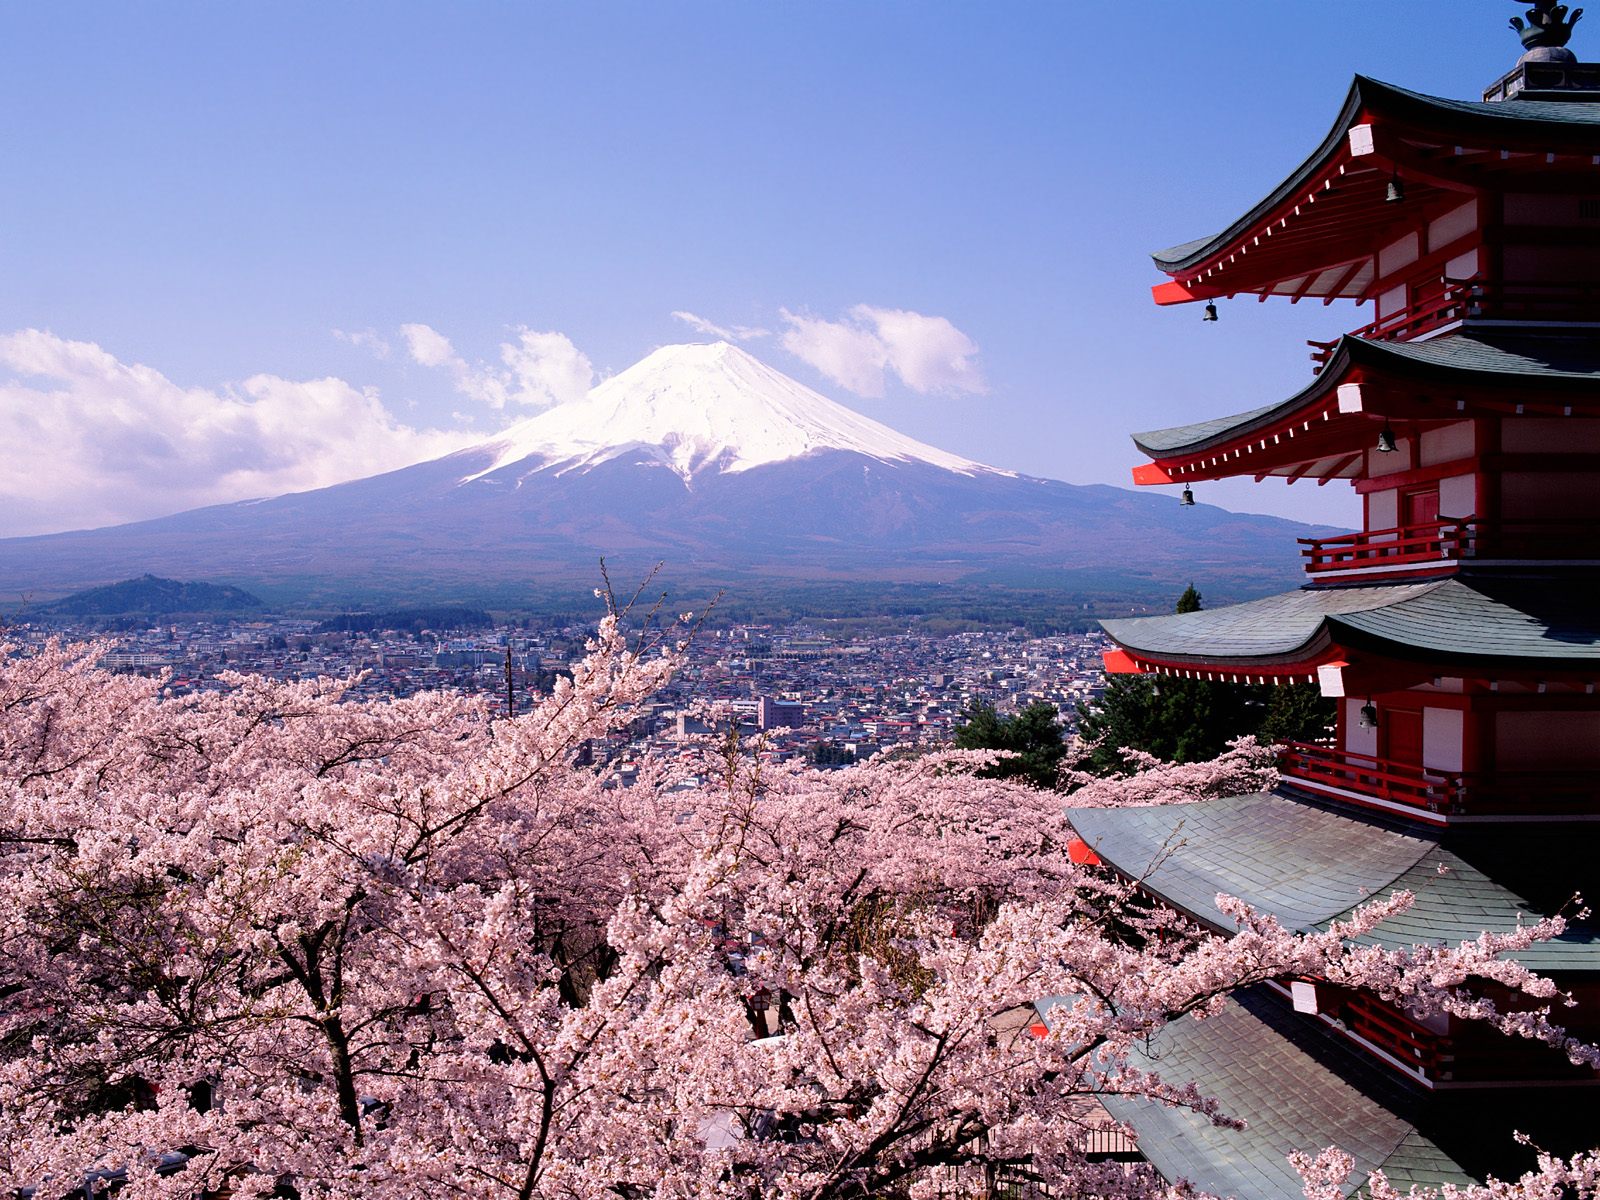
1131, 350, 1348, 459
1150, 76, 1600, 299
1102, 580, 1600, 679
1102, 641, 1336, 684
1152, 78, 1369, 274
1130, 334, 1600, 484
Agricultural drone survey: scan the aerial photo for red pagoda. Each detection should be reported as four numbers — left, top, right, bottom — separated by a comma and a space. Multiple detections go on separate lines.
1067, 8, 1600, 1195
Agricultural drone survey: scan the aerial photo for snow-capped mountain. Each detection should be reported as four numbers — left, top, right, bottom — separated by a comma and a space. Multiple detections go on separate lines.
0, 343, 1332, 606
465, 341, 997, 483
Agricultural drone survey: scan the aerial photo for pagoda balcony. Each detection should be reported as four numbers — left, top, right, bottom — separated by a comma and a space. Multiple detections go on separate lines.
1277, 742, 1597, 822
1308, 280, 1600, 374
1285, 982, 1599, 1085
1299, 517, 1600, 581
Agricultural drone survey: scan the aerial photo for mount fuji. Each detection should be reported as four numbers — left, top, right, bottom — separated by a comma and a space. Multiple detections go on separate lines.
0, 343, 1330, 608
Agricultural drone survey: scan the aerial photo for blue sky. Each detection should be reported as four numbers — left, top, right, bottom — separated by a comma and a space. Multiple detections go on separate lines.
0, 2, 1526, 535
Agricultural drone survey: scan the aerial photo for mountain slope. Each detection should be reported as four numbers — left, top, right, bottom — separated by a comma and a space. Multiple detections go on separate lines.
469, 341, 995, 482
0, 343, 1336, 606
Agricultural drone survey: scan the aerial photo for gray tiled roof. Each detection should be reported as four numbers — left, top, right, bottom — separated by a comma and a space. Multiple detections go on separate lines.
1329, 853, 1600, 974
1067, 792, 1600, 972
1131, 333, 1600, 458
1371, 331, 1600, 380
1331, 578, 1600, 666
1133, 403, 1285, 456
1374, 78, 1600, 127
1069, 793, 1425, 930
1154, 76, 1600, 271
1100, 582, 1441, 662
1092, 989, 1476, 1200
1101, 579, 1600, 667
1379, 1129, 1480, 1194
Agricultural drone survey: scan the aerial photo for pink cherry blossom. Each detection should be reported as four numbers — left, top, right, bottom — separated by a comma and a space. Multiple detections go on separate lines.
0, 616, 1592, 1200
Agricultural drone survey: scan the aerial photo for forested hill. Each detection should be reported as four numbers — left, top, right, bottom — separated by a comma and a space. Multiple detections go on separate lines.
32, 575, 266, 617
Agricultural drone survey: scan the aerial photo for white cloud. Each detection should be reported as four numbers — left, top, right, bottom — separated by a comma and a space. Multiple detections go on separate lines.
495, 329, 594, 409
0, 329, 473, 537
403, 323, 594, 411
400, 322, 458, 369
779, 309, 892, 398
779, 304, 986, 398
333, 327, 392, 359
670, 311, 771, 343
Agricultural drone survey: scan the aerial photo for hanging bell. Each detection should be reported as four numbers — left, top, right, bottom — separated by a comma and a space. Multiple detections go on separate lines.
1376, 423, 1398, 453
1385, 173, 1406, 204
1359, 702, 1379, 729
1180, 486, 1196, 507
1202, 301, 1219, 322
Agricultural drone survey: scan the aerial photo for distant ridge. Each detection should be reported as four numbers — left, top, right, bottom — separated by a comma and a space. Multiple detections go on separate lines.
0, 344, 1339, 607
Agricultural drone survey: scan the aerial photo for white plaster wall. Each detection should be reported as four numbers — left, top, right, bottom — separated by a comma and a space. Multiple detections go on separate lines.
1379, 232, 1421, 277
1503, 193, 1588, 223
1503, 419, 1600, 454
1439, 474, 1476, 518
1503, 243, 1600, 282
1368, 489, 1399, 532
1501, 471, 1600, 519
1420, 421, 1474, 467
1495, 711, 1600, 770
1423, 708, 1464, 772
1345, 699, 1379, 756
1378, 283, 1408, 321
1366, 441, 1414, 476
1429, 202, 1477, 252
1446, 250, 1480, 281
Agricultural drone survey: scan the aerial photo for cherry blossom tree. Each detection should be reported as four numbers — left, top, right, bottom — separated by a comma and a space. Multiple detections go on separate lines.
1, 612, 1595, 1200
1294, 1144, 1600, 1200
1061, 734, 1280, 808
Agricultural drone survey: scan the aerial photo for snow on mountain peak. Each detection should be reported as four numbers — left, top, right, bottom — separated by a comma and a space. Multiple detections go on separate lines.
465, 341, 1000, 483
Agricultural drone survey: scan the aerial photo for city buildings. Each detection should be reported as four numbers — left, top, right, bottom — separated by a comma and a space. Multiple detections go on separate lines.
1073, 9, 1600, 1194
20, 614, 1108, 768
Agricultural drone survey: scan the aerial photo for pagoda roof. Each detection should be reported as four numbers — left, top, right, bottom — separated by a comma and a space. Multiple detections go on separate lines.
1131, 331, 1600, 475
1150, 76, 1600, 302
1100, 578, 1600, 673
1082, 988, 1476, 1199
1067, 791, 1600, 973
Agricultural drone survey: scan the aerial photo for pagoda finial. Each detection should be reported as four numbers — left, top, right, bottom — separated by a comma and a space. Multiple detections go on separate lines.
1509, 1, 1584, 61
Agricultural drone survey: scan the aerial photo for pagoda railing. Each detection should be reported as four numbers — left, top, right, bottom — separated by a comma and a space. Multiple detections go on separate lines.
1308, 279, 1600, 373
1279, 743, 1598, 818
1295, 980, 1600, 1084
1299, 517, 1600, 577
1338, 991, 1444, 1077
1278, 742, 1463, 814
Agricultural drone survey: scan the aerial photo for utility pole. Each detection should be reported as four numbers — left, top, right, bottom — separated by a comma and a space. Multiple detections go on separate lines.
504, 645, 515, 719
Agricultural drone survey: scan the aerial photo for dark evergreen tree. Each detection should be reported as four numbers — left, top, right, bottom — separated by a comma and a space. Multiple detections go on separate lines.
1076, 675, 1266, 772
809, 741, 853, 767
953, 700, 1067, 789
1259, 682, 1336, 745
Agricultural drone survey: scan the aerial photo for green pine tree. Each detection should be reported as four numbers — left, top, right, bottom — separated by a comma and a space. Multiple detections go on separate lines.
953, 700, 1067, 789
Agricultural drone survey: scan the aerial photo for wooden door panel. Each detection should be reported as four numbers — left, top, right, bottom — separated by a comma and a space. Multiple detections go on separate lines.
1385, 708, 1424, 767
